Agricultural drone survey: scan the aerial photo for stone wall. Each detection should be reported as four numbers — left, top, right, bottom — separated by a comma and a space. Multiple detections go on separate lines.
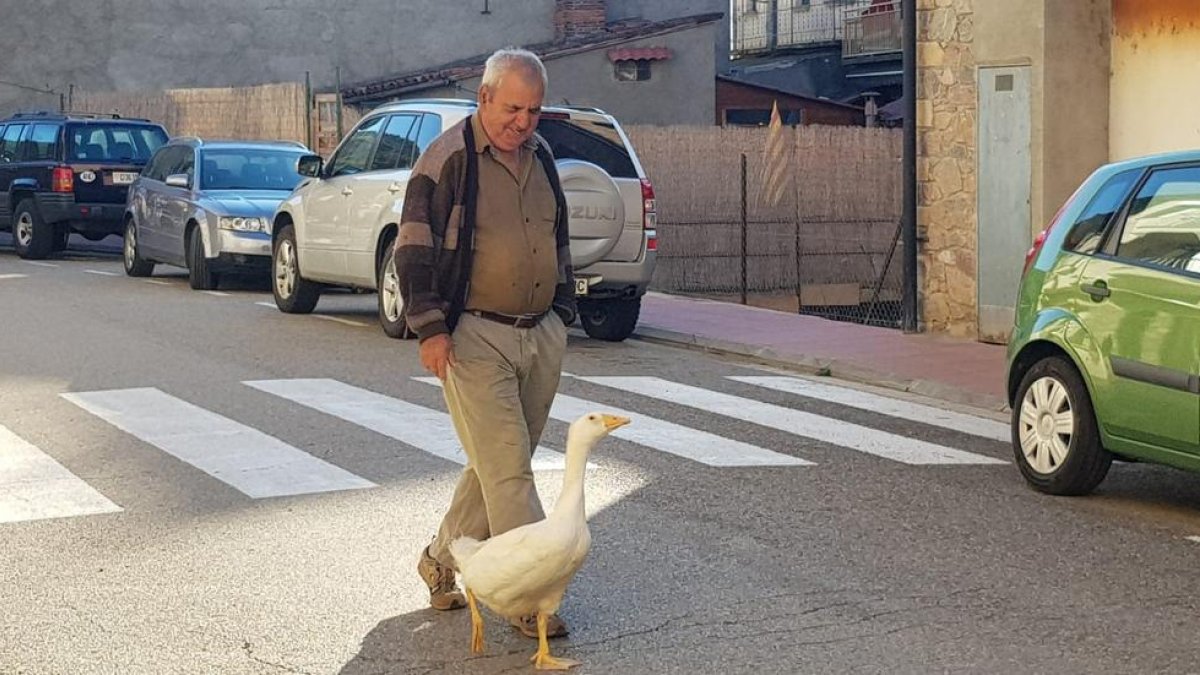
916, 0, 977, 337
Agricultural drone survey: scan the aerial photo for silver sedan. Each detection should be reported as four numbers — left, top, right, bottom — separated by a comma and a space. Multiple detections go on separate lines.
122, 138, 310, 289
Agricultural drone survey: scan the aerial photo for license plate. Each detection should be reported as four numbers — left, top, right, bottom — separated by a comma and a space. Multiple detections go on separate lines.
111, 171, 138, 185
574, 278, 589, 296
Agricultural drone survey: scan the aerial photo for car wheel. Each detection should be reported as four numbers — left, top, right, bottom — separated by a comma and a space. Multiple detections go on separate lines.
579, 297, 640, 342
12, 199, 54, 260
186, 228, 219, 290
52, 227, 69, 252
377, 243, 414, 339
1012, 355, 1111, 495
272, 224, 320, 313
123, 219, 155, 277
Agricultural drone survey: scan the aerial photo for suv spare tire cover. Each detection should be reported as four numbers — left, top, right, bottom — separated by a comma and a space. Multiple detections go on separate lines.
556, 159, 626, 268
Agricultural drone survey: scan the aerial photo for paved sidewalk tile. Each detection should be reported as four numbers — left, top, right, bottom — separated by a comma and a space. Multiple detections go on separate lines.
632, 292, 1009, 412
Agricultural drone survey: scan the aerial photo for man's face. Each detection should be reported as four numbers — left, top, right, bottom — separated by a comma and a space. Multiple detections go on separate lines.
478, 72, 544, 154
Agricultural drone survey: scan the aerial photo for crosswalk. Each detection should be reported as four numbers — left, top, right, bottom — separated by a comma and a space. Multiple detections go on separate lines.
1, 373, 1011, 525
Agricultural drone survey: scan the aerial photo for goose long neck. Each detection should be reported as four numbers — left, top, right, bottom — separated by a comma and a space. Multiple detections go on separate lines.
550, 435, 592, 521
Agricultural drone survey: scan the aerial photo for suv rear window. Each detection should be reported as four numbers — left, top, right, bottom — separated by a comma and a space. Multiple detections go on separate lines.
66, 124, 168, 162
536, 117, 637, 179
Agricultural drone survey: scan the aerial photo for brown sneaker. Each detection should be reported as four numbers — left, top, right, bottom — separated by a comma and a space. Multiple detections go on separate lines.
416, 545, 466, 611
509, 612, 569, 639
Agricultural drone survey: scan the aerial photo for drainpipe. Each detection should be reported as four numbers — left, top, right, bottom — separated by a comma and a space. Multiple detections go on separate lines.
901, 0, 918, 333
768, 0, 779, 51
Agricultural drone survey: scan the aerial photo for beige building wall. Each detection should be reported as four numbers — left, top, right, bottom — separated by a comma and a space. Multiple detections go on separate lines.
917, 0, 1110, 339
1110, 0, 1200, 160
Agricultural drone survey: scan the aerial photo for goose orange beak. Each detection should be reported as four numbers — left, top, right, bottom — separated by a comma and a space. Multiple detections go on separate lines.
601, 414, 631, 430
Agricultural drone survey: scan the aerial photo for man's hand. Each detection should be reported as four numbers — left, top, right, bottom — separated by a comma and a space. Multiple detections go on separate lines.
420, 334, 455, 380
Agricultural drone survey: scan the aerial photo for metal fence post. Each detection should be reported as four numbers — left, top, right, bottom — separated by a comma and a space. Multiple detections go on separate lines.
740, 152, 748, 305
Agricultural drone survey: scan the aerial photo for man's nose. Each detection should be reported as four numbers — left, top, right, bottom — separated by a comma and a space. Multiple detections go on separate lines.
513, 112, 530, 130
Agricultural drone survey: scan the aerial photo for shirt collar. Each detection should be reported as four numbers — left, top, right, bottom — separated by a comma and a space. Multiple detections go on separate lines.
470, 113, 538, 155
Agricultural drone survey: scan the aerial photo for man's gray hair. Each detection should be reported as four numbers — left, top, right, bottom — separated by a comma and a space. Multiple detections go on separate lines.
480, 48, 548, 91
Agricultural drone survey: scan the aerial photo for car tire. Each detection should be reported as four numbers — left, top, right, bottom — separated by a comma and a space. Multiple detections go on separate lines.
123, 219, 155, 277
12, 199, 54, 260
186, 228, 219, 290
272, 224, 320, 314
377, 243, 414, 339
579, 297, 640, 342
1012, 355, 1112, 496
52, 227, 69, 252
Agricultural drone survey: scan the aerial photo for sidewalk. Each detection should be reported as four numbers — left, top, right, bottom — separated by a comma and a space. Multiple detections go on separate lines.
632, 292, 1010, 413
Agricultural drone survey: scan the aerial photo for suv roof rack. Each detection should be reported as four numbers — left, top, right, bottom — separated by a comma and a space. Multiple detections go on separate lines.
553, 104, 608, 115
6, 110, 152, 122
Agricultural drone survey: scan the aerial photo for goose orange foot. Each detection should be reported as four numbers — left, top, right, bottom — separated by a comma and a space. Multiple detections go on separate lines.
531, 612, 580, 670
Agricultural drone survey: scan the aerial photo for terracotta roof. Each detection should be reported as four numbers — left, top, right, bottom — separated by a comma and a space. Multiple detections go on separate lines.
607, 46, 672, 62
341, 12, 723, 104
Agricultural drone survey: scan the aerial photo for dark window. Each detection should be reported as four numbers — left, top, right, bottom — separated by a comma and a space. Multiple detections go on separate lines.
142, 146, 171, 181
415, 114, 442, 155
157, 146, 194, 183
328, 116, 386, 177
1113, 166, 1200, 274
200, 148, 305, 190
724, 108, 801, 126
614, 60, 651, 82
369, 114, 420, 171
27, 124, 60, 161
1063, 169, 1140, 255
67, 124, 168, 162
0, 124, 28, 161
535, 117, 637, 179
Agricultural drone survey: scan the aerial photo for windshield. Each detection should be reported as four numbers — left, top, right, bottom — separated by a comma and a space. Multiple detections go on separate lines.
67, 124, 168, 162
200, 148, 305, 191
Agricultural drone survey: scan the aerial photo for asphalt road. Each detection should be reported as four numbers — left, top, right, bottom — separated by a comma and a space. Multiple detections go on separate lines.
3, 235, 1200, 675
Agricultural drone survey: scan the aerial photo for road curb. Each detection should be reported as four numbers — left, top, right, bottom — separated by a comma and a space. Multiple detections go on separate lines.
630, 325, 1011, 414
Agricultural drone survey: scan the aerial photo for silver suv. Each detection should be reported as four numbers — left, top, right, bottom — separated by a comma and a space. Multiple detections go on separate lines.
270, 98, 656, 341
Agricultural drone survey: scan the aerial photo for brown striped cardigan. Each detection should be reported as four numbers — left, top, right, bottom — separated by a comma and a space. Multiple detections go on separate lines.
394, 116, 577, 342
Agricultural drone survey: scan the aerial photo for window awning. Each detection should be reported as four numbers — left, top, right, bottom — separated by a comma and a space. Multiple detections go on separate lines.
607, 46, 672, 62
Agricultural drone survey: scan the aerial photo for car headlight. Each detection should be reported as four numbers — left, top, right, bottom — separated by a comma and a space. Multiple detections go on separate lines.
218, 216, 268, 233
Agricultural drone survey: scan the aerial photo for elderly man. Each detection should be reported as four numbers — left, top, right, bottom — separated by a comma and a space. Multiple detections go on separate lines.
395, 48, 577, 639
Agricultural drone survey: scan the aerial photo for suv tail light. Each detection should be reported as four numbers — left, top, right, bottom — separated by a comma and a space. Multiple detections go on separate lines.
640, 178, 657, 252
52, 167, 73, 193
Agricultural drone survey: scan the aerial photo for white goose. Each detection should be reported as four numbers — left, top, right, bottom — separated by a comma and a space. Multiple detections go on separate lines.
449, 411, 630, 671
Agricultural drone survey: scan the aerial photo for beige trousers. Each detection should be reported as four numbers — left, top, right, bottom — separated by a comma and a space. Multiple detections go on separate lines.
428, 310, 568, 568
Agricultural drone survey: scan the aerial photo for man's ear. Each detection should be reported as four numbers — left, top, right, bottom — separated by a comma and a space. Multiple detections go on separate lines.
477, 86, 490, 106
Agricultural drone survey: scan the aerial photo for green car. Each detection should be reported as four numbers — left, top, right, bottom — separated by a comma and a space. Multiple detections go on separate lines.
1006, 149, 1200, 495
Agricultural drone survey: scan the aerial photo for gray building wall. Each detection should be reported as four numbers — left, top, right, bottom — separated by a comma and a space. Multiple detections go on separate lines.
0, 0, 556, 115
397, 24, 717, 127
607, 0, 730, 71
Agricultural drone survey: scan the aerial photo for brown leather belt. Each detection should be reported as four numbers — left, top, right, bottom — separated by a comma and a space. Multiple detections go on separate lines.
469, 309, 548, 328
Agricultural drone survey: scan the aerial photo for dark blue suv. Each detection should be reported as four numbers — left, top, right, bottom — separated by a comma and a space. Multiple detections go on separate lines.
0, 111, 169, 259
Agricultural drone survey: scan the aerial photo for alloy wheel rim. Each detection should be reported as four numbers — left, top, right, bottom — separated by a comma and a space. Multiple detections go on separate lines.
275, 240, 295, 298
382, 258, 401, 321
1018, 376, 1074, 475
15, 212, 33, 247
125, 225, 136, 267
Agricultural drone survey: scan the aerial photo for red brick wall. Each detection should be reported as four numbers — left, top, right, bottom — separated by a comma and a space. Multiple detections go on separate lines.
555, 0, 607, 41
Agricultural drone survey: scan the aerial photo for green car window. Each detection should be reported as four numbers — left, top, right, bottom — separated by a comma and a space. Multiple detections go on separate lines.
1116, 165, 1200, 273
1063, 169, 1140, 255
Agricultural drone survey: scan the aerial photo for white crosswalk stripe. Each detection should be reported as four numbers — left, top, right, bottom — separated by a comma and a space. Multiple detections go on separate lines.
414, 377, 811, 467
62, 388, 376, 498
573, 376, 1007, 466
0, 424, 122, 524
244, 378, 571, 471
4, 373, 1013, 526
729, 376, 1010, 442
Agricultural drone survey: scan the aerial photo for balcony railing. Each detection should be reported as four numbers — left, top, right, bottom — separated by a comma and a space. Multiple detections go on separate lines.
731, 0, 902, 58
843, 5, 902, 57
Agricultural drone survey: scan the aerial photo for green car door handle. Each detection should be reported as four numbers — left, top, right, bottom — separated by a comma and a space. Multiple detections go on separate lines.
1081, 280, 1111, 300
